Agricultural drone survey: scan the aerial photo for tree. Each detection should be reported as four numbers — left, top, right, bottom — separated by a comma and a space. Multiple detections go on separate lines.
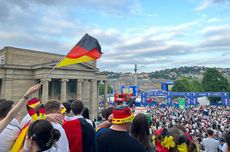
202, 68, 230, 102
172, 77, 203, 92
172, 77, 192, 92
190, 80, 203, 92
99, 83, 113, 95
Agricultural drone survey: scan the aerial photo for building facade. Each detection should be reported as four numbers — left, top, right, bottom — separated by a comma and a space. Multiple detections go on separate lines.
0, 47, 108, 119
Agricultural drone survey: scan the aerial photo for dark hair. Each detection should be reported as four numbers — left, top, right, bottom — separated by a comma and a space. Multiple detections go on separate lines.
82, 107, 90, 119
62, 102, 71, 114
28, 120, 61, 151
131, 113, 151, 151
174, 124, 186, 132
44, 100, 61, 114
169, 128, 187, 145
101, 107, 113, 120
207, 129, 214, 136
71, 100, 84, 115
0, 99, 14, 119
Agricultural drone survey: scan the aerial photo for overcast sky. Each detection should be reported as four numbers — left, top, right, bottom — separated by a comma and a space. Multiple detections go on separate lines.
1, 0, 230, 72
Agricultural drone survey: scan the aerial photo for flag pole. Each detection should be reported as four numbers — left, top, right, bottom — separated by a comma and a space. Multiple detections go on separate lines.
40, 54, 67, 84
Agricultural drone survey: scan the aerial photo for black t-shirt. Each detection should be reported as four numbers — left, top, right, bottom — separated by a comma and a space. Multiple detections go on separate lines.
97, 129, 147, 152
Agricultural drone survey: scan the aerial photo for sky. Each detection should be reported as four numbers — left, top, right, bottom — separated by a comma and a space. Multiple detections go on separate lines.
1, 0, 230, 72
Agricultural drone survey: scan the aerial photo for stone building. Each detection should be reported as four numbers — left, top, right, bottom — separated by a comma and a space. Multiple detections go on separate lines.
0, 47, 108, 119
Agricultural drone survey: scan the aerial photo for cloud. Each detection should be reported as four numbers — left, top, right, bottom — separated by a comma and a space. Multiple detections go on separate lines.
99, 22, 230, 72
200, 24, 230, 36
0, 0, 142, 19
198, 24, 230, 50
196, 0, 230, 11
207, 18, 222, 23
1, 0, 230, 72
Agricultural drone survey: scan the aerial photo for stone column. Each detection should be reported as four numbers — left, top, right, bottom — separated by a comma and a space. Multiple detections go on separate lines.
32, 80, 40, 98
97, 81, 100, 116
50, 80, 55, 99
42, 79, 50, 102
61, 79, 68, 102
104, 80, 108, 107
90, 79, 97, 120
1, 78, 13, 100
76, 79, 82, 100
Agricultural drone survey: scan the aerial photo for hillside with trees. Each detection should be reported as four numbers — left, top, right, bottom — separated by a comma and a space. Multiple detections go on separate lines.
105, 66, 230, 81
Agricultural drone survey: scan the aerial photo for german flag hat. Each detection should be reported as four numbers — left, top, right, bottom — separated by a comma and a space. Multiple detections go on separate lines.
112, 106, 134, 125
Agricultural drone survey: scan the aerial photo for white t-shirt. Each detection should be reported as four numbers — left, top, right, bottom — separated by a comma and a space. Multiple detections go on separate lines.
45, 122, 69, 152
221, 143, 227, 152
0, 118, 21, 152
202, 137, 219, 152
20, 114, 31, 128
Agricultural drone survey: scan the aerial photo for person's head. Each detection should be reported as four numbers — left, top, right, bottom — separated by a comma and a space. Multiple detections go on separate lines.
71, 100, 84, 115
27, 120, 61, 152
101, 106, 113, 120
0, 99, 14, 119
174, 124, 186, 132
44, 100, 61, 114
112, 106, 134, 130
62, 102, 71, 114
169, 127, 187, 145
131, 113, 150, 151
82, 107, 90, 119
207, 129, 214, 137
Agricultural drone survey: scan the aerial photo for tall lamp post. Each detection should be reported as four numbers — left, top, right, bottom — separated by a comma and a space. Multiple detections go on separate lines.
134, 64, 137, 86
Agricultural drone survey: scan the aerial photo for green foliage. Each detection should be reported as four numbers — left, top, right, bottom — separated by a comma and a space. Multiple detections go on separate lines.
99, 83, 113, 95
202, 68, 230, 102
202, 68, 230, 92
172, 77, 203, 92
190, 80, 203, 92
172, 77, 192, 92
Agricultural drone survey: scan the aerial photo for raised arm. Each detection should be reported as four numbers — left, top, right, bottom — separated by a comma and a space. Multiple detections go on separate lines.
0, 84, 41, 133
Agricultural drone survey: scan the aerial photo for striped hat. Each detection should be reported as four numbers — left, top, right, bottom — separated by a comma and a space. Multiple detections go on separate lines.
112, 106, 134, 125
27, 98, 46, 121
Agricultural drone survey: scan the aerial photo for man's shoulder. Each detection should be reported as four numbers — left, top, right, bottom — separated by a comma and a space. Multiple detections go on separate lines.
63, 118, 80, 125
79, 118, 94, 128
203, 137, 219, 144
52, 123, 65, 132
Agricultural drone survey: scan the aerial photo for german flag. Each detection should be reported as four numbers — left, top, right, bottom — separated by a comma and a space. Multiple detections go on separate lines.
11, 122, 30, 152
63, 118, 96, 152
27, 105, 38, 121
27, 97, 41, 108
38, 104, 46, 120
57, 34, 102, 67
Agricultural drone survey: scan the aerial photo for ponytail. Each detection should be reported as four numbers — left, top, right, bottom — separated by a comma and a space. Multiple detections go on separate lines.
28, 120, 61, 151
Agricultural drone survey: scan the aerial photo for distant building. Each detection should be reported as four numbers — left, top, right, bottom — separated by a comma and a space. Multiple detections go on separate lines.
109, 78, 171, 93
0, 46, 108, 118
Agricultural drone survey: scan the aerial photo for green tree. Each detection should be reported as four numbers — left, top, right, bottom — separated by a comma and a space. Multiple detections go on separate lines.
99, 83, 113, 95
172, 77, 192, 92
202, 68, 230, 102
190, 80, 203, 92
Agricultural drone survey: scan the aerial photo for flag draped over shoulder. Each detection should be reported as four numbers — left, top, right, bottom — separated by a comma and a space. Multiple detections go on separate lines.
57, 34, 102, 67
11, 98, 46, 152
63, 118, 96, 152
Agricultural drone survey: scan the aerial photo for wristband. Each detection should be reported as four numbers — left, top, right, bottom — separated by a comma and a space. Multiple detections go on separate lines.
23, 95, 29, 100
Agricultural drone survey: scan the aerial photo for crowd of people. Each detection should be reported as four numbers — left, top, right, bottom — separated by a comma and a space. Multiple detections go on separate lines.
0, 83, 229, 152
149, 106, 230, 151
